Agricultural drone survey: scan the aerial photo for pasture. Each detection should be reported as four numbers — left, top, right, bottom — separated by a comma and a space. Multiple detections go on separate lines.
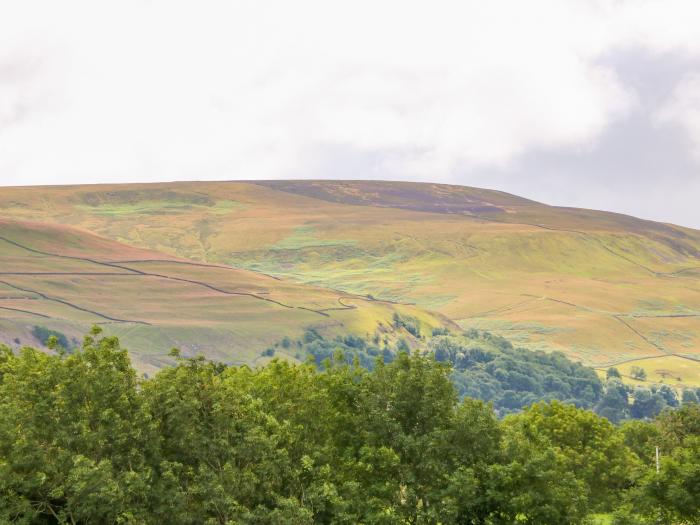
2, 180, 700, 378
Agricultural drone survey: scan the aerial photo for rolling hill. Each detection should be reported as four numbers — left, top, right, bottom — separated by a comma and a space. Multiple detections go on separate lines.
1, 180, 699, 385
0, 218, 447, 374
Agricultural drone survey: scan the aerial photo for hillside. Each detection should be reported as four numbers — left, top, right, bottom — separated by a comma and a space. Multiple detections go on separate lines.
0, 218, 446, 373
1, 180, 700, 383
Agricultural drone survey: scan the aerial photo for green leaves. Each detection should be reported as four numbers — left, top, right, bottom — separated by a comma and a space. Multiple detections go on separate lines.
615, 405, 700, 523
504, 401, 638, 512
1, 331, 696, 523
0, 332, 154, 524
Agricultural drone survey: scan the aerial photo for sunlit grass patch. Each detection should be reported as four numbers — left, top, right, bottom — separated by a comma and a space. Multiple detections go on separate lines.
611, 356, 700, 387
271, 225, 356, 250
78, 200, 198, 216
77, 199, 244, 217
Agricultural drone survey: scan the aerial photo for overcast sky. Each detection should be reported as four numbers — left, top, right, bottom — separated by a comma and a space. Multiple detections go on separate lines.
2, 1, 700, 228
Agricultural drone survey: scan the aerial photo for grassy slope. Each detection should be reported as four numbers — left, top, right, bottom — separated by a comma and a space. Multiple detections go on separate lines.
0, 218, 447, 374
1, 180, 699, 385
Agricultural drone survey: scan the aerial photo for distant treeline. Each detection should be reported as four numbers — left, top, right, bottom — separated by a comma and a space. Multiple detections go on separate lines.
30, 325, 74, 352
289, 322, 692, 422
23, 321, 696, 424
1, 328, 698, 524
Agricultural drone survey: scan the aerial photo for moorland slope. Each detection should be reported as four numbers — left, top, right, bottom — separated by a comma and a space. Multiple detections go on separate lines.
1, 180, 699, 383
0, 218, 445, 373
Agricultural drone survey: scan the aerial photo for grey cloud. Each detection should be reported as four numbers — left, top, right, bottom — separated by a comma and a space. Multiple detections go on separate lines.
451, 48, 700, 228
287, 48, 700, 229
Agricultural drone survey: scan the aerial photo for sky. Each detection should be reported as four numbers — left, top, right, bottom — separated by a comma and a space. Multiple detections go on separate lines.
1, 1, 700, 228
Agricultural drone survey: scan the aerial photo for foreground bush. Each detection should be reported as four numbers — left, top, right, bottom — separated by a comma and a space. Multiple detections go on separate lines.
0, 329, 696, 524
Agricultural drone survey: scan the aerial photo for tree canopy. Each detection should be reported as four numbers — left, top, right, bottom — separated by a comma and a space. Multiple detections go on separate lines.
0, 329, 698, 524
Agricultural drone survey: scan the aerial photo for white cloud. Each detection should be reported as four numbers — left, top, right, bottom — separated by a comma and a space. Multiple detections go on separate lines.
616, 0, 700, 56
656, 73, 700, 160
0, 0, 698, 188
0, 0, 631, 185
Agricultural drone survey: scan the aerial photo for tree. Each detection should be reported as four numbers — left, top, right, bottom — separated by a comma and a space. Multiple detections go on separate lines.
596, 378, 630, 423
607, 367, 621, 379
0, 329, 673, 524
0, 328, 155, 523
357, 351, 502, 523
682, 389, 699, 404
615, 405, 700, 524
504, 401, 637, 511
653, 403, 700, 451
494, 422, 588, 524
630, 366, 647, 381
655, 384, 679, 408
620, 419, 661, 466
630, 388, 667, 419
625, 437, 700, 524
